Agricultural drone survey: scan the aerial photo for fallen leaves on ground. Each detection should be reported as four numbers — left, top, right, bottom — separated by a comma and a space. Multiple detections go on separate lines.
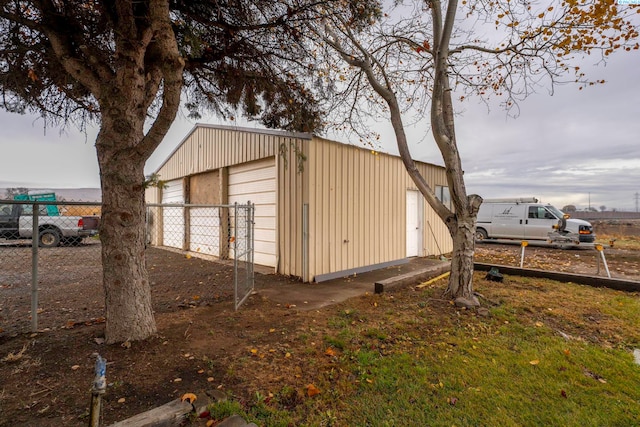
306, 384, 321, 397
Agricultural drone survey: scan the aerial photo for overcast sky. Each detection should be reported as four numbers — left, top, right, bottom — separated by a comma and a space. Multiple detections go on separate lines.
0, 39, 638, 211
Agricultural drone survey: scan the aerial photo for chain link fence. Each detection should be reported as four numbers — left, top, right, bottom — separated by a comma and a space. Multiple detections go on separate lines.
0, 199, 103, 331
145, 202, 255, 310
1, 199, 254, 333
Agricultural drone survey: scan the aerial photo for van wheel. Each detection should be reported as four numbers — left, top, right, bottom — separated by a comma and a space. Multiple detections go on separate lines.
475, 228, 488, 241
39, 229, 61, 248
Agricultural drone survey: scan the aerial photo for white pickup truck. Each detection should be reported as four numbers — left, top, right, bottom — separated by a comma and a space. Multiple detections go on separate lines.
0, 201, 100, 247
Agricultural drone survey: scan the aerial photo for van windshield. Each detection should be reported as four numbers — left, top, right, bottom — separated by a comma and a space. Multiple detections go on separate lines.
547, 205, 565, 218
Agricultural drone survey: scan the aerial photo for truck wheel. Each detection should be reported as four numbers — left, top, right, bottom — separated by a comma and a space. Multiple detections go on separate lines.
62, 236, 83, 246
475, 228, 488, 241
39, 229, 61, 248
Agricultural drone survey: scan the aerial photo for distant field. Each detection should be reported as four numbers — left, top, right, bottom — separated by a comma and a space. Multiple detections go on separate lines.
592, 219, 640, 237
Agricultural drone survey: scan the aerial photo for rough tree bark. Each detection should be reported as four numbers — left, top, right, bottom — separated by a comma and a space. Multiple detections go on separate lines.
97, 112, 157, 343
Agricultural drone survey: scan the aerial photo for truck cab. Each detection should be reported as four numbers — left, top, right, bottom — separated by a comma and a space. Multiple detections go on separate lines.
0, 203, 21, 239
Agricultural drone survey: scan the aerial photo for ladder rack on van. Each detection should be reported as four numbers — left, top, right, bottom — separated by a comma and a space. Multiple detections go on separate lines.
482, 197, 539, 204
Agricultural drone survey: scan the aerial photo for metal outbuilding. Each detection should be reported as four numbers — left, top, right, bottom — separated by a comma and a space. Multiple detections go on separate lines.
146, 124, 453, 282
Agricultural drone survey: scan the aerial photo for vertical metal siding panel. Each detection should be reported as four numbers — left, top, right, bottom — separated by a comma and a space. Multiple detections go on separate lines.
363, 150, 371, 264
318, 142, 326, 274
383, 156, 390, 261
283, 140, 291, 275
306, 140, 316, 280
359, 151, 367, 267
388, 156, 396, 260
380, 156, 386, 262
384, 155, 393, 261
342, 146, 350, 269
232, 130, 239, 164
335, 144, 344, 271
346, 147, 355, 268
354, 149, 361, 268
376, 154, 383, 263
280, 137, 305, 278
290, 140, 297, 276
311, 141, 319, 280
327, 142, 336, 273
277, 152, 286, 274
373, 153, 380, 263
313, 140, 323, 280
296, 139, 304, 276
393, 159, 401, 259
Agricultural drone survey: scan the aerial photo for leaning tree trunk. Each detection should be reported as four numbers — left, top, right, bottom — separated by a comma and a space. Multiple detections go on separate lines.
97, 115, 156, 344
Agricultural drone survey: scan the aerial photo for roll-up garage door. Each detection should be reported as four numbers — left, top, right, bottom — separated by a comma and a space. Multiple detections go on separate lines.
228, 158, 277, 267
162, 179, 184, 249
189, 206, 220, 256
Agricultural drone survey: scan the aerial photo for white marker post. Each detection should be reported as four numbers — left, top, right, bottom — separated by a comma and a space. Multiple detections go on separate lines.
595, 244, 611, 278
520, 241, 528, 268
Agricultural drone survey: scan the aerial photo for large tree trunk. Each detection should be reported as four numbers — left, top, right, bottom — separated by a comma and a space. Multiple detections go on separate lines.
444, 200, 481, 305
97, 115, 156, 344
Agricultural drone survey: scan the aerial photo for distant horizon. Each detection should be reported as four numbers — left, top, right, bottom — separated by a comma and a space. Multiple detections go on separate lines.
0, 186, 101, 202
1, 184, 638, 213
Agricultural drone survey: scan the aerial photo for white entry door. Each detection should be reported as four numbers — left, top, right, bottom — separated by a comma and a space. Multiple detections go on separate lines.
406, 190, 422, 257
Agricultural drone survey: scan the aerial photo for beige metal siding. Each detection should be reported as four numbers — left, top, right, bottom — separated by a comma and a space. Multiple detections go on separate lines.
156, 125, 291, 181
276, 138, 307, 279
151, 124, 311, 273
306, 137, 452, 281
307, 139, 403, 280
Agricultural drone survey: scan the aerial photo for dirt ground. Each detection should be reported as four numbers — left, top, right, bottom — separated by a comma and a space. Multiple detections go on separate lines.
0, 221, 639, 426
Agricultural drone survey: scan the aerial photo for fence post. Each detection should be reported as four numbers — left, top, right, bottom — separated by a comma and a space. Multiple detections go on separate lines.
248, 202, 254, 289
233, 202, 238, 310
31, 202, 39, 332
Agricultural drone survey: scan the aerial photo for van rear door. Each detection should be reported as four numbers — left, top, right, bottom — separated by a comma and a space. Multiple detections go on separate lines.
524, 205, 558, 240
490, 203, 526, 239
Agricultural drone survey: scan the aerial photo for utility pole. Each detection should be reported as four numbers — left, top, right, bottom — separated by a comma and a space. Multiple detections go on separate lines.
635, 192, 639, 213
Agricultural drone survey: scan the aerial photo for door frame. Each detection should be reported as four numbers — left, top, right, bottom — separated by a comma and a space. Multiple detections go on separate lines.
406, 189, 423, 257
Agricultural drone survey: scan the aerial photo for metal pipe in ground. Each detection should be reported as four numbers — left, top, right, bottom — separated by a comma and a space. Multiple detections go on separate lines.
89, 354, 107, 427
31, 203, 39, 332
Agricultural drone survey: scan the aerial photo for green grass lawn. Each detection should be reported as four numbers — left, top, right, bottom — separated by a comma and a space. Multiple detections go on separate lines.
206, 273, 640, 426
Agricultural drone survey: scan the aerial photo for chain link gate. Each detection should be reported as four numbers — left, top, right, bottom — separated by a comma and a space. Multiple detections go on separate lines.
231, 203, 255, 310
146, 202, 255, 310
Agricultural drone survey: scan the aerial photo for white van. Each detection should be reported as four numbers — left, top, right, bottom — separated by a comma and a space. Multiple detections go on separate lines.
475, 198, 595, 243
